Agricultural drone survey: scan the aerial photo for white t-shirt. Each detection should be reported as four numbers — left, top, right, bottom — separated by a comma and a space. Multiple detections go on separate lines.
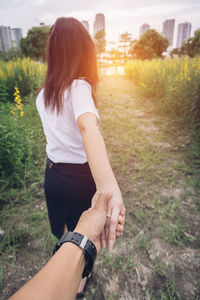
36, 79, 99, 164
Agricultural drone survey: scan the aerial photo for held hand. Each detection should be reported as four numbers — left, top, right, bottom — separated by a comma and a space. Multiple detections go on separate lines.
106, 189, 125, 251
75, 193, 112, 252
92, 189, 125, 251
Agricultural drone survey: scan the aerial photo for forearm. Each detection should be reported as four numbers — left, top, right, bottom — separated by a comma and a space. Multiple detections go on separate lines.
9, 243, 85, 300
81, 125, 119, 191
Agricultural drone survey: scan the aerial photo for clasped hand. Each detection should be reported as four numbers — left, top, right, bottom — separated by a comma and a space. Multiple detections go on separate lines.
91, 189, 125, 251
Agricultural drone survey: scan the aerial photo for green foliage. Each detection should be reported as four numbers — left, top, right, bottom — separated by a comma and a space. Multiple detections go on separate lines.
0, 96, 45, 205
0, 82, 9, 102
0, 225, 29, 255
159, 281, 181, 300
181, 28, 200, 58
20, 26, 50, 61
130, 29, 169, 60
0, 47, 22, 61
0, 58, 46, 102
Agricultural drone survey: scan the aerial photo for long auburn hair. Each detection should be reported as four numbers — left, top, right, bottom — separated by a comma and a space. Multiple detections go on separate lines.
43, 17, 98, 113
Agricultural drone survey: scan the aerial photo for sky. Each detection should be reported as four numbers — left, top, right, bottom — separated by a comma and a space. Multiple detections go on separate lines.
0, 0, 200, 48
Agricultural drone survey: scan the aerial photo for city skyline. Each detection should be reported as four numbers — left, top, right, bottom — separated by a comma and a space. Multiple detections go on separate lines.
0, 16, 193, 53
0, 0, 199, 47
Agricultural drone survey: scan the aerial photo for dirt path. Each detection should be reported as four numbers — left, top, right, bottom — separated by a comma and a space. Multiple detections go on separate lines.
1, 77, 200, 300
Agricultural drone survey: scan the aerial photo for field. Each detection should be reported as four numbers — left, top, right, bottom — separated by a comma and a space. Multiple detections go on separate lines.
125, 56, 200, 133
0, 58, 200, 299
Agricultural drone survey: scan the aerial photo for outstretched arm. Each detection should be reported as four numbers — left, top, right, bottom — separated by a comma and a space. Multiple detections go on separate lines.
77, 112, 125, 251
9, 193, 111, 300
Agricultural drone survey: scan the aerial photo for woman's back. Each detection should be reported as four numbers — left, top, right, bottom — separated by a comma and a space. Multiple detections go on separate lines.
36, 79, 99, 164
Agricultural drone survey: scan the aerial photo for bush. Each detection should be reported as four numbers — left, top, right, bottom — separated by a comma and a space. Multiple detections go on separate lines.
0, 57, 45, 103
0, 94, 45, 201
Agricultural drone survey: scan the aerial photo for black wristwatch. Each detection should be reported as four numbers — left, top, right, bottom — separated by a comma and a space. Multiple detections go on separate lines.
52, 231, 97, 278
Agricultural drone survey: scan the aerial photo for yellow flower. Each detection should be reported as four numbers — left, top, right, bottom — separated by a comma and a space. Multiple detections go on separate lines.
20, 111, 24, 117
140, 82, 146, 88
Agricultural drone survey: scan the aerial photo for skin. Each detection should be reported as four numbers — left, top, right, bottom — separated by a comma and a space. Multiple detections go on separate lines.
77, 112, 126, 251
9, 193, 112, 300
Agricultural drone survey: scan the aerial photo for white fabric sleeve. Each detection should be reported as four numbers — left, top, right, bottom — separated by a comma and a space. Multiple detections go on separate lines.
71, 80, 100, 121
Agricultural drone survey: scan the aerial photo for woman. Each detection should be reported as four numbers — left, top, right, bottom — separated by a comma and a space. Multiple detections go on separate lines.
36, 17, 125, 298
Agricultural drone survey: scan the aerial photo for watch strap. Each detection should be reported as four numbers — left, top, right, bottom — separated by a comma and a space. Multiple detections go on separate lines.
52, 231, 97, 278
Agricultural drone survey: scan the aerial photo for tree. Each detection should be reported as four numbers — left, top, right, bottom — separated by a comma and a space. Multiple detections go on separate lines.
119, 32, 132, 64
181, 28, 200, 58
20, 26, 50, 61
130, 29, 169, 60
170, 48, 183, 58
0, 47, 22, 61
107, 48, 122, 65
94, 30, 106, 64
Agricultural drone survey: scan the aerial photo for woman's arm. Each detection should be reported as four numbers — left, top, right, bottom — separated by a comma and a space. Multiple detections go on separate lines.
77, 112, 125, 251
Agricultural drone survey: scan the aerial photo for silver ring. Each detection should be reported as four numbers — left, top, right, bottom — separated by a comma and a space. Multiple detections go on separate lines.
107, 214, 111, 218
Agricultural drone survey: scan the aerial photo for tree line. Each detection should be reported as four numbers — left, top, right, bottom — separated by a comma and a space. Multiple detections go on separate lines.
0, 25, 200, 63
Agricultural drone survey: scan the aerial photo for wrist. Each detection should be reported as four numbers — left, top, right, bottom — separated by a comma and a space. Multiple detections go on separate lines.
74, 227, 98, 249
61, 242, 85, 265
96, 182, 120, 193
52, 231, 97, 278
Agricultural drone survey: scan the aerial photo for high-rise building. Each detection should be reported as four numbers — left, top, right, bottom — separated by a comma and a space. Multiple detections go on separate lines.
93, 13, 105, 37
0, 26, 12, 52
0, 36, 3, 51
0, 26, 23, 51
139, 24, 150, 36
11, 28, 23, 47
81, 20, 90, 33
162, 19, 175, 47
176, 22, 191, 48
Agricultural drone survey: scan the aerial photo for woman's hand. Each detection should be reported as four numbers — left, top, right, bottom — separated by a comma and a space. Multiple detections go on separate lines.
75, 192, 112, 252
92, 188, 125, 251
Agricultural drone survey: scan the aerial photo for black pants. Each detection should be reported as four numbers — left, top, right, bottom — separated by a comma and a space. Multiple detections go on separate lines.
45, 158, 96, 239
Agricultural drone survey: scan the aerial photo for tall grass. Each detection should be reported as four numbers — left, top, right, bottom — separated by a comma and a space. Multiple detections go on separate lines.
0, 58, 46, 207
125, 56, 200, 131
0, 57, 46, 102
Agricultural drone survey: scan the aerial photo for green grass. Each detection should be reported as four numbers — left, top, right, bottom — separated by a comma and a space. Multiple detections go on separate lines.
149, 281, 181, 300
162, 222, 187, 246
137, 234, 150, 252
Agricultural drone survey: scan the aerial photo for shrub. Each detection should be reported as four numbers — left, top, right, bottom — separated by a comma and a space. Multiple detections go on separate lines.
0, 57, 45, 103
0, 93, 45, 200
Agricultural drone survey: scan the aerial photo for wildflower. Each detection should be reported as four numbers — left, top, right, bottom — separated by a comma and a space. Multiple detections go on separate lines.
140, 82, 146, 88
11, 86, 24, 118
10, 110, 15, 115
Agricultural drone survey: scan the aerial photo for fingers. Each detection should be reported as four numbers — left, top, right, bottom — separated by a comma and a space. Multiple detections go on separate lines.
100, 226, 106, 248
108, 210, 118, 252
93, 192, 112, 212
120, 204, 126, 217
116, 223, 124, 232
118, 214, 125, 226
